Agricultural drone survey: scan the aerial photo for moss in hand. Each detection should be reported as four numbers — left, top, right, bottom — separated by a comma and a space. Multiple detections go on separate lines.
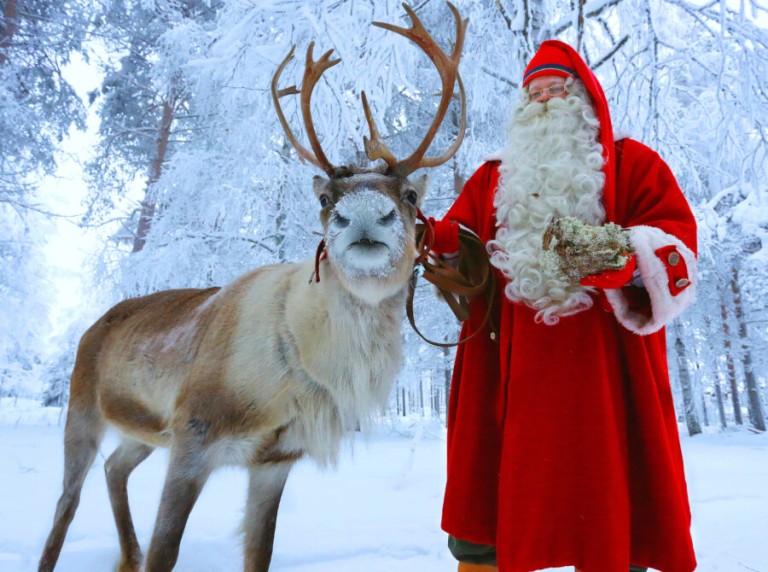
541, 216, 634, 282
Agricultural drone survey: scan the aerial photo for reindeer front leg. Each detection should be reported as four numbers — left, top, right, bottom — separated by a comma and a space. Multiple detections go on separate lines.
144, 431, 213, 572
243, 460, 296, 572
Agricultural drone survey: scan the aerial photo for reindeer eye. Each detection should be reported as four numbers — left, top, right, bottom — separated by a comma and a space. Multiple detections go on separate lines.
319, 195, 332, 208
404, 190, 418, 205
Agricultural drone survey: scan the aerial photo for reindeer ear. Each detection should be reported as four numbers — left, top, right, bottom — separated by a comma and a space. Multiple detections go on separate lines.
312, 175, 330, 198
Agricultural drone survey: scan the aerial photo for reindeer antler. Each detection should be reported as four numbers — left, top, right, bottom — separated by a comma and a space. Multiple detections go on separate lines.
367, 2, 468, 177
271, 43, 340, 176
362, 91, 398, 170
272, 3, 468, 179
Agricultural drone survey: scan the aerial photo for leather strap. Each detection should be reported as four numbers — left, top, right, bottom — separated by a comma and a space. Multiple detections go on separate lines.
408, 212, 497, 347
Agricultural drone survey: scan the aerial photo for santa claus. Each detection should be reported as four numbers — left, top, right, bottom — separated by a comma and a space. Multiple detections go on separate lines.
430, 41, 698, 572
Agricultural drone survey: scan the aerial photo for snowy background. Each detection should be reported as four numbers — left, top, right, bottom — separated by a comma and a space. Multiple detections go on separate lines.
2, 0, 767, 435
1, 400, 766, 572
2, 0, 768, 571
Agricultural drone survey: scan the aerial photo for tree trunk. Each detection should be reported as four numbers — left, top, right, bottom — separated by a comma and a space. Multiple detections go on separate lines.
730, 267, 767, 431
704, 315, 728, 430
432, 379, 439, 418
524, 0, 547, 44
719, 301, 743, 425
0, 0, 18, 67
714, 378, 728, 430
573, 0, 586, 52
674, 325, 701, 436
690, 321, 709, 428
132, 99, 175, 253
496, 0, 545, 78
700, 392, 709, 428
442, 345, 452, 425
646, 7, 660, 146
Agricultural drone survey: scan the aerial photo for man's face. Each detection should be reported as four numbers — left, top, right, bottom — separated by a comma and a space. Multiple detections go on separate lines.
527, 74, 568, 103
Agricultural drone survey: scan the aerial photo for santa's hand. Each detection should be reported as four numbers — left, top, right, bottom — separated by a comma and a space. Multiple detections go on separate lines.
580, 254, 637, 289
430, 217, 460, 254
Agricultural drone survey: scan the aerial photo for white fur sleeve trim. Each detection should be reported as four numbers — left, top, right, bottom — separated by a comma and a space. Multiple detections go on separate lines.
604, 225, 697, 335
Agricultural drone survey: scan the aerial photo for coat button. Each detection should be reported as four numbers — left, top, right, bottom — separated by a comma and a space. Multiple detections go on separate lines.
668, 251, 681, 266
490, 332, 497, 341
675, 278, 689, 288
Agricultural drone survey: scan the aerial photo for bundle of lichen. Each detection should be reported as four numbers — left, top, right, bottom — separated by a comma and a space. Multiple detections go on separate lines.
541, 216, 634, 281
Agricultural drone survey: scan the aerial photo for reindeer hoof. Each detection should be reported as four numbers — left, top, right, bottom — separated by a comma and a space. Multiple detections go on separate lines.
117, 554, 143, 572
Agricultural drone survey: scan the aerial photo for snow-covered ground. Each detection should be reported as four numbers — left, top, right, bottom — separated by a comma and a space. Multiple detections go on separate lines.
0, 399, 766, 572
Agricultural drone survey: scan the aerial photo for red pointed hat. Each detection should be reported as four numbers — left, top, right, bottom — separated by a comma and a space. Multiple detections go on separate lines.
523, 40, 617, 221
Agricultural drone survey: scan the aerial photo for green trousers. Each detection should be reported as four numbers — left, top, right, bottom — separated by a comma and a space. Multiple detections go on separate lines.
448, 536, 648, 571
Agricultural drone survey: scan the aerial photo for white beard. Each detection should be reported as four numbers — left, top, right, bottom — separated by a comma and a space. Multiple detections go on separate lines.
488, 80, 606, 325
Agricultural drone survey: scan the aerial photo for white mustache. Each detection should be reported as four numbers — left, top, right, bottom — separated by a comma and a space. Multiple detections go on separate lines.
516, 96, 573, 122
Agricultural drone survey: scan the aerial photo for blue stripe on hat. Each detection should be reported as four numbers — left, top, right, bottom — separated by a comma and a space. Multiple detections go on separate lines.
523, 63, 576, 83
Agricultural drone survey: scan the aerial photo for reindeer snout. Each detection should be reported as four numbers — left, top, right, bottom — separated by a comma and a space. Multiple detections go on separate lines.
332, 191, 401, 234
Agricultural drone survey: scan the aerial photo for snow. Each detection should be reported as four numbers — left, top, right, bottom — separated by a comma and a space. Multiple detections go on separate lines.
326, 188, 406, 279
1, 400, 766, 572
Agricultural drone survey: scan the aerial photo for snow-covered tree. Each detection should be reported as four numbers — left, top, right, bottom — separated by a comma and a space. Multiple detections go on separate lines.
85, 0, 222, 253
53, 0, 767, 428
0, 0, 87, 396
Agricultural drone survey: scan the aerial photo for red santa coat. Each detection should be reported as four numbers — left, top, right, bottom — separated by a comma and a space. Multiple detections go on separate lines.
437, 138, 698, 572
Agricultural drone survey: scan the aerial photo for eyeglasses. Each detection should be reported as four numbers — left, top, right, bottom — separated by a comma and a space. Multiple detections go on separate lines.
528, 84, 567, 101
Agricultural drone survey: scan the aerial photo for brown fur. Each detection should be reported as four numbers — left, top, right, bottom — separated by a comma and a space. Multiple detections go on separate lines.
38, 175, 428, 572
40, 6, 468, 566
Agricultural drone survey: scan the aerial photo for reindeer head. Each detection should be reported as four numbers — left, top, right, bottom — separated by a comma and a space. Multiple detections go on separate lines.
310, 170, 427, 302
272, 3, 468, 304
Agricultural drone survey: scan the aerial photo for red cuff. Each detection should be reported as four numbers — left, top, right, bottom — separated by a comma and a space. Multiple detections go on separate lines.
430, 218, 460, 254
580, 254, 637, 289
654, 245, 691, 295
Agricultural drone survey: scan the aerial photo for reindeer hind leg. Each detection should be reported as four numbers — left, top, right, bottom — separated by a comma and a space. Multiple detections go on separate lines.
105, 437, 155, 572
38, 406, 106, 572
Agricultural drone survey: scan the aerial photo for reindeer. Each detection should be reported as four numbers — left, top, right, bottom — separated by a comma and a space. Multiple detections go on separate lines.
38, 4, 467, 572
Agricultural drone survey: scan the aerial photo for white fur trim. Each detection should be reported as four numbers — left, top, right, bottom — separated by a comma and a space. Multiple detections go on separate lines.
485, 148, 504, 162
605, 225, 697, 335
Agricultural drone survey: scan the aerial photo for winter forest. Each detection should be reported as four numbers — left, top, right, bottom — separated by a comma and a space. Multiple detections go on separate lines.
1, 0, 768, 436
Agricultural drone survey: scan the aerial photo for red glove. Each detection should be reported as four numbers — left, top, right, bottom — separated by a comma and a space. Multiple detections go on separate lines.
580, 254, 637, 289
429, 217, 460, 254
